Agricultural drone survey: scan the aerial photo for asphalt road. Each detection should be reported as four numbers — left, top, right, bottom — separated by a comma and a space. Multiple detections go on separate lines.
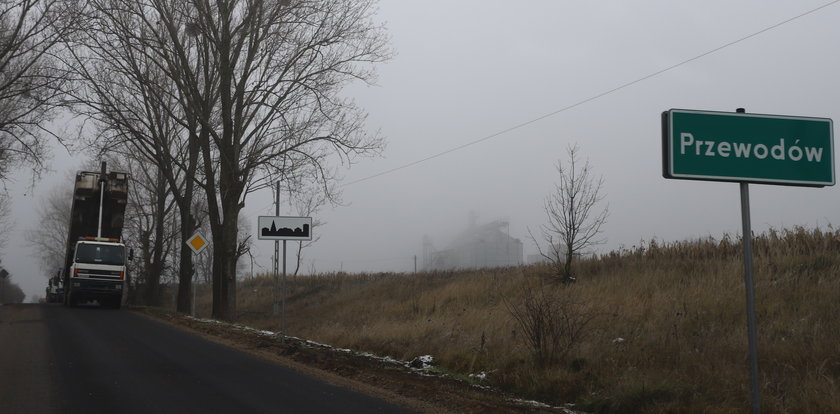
0, 303, 415, 414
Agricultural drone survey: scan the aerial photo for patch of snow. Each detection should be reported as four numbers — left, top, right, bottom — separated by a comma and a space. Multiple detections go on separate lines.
182, 315, 576, 412
185, 316, 282, 340
469, 371, 487, 381
511, 398, 552, 408
305, 339, 333, 348
358, 352, 404, 366
186, 315, 221, 324
509, 399, 582, 414
612, 337, 625, 343
382, 356, 403, 365
408, 355, 434, 369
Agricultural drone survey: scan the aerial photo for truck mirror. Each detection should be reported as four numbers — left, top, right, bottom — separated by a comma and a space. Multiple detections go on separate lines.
128, 248, 134, 261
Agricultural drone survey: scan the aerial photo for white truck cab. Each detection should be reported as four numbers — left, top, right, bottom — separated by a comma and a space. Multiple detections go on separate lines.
66, 238, 127, 307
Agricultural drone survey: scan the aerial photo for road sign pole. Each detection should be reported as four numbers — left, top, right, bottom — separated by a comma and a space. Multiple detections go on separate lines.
185, 232, 209, 316
191, 269, 196, 316
733, 107, 760, 414
273, 181, 280, 317
257, 190, 312, 340
730, 107, 760, 414
663, 106, 834, 413
273, 239, 279, 316
740, 181, 761, 414
282, 240, 287, 338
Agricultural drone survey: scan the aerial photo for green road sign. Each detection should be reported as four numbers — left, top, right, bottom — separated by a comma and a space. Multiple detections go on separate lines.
662, 109, 834, 187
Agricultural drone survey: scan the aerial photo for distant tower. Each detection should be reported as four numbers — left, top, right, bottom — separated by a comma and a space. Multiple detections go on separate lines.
422, 235, 434, 270
468, 210, 478, 229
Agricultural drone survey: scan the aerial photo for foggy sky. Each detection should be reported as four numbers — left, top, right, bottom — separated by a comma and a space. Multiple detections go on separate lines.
5, 0, 840, 300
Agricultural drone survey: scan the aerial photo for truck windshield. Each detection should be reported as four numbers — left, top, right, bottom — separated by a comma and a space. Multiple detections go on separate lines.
75, 243, 125, 266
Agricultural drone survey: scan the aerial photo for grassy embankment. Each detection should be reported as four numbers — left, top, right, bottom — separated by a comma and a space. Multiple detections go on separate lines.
186, 227, 839, 413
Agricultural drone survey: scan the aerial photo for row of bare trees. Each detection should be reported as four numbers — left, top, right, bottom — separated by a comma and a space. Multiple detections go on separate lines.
3, 0, 390, 320
64, 0, 389, 320
0, 1, 71, 298
0, 0, 70, 182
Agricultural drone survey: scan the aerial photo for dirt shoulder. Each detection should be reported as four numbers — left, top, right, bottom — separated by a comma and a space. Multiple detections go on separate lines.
134, 307, 575, 414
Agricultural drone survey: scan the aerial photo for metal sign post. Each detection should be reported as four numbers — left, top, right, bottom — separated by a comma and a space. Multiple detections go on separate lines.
739, 181, 761, 414
186, 232, 209, 316
273, 239, 279, 316
732, 107, 761, 414
282, 240, 287, 337
274, 182, 280, 317
662, 107, 835, 414
258, 204, 313, 339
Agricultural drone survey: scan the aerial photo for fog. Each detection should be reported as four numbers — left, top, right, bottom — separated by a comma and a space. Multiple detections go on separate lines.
5, 0, 840, 299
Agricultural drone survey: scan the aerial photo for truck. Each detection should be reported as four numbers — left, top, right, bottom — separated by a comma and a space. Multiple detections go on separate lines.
63, 163, 130, 309
45, 270, 63, 303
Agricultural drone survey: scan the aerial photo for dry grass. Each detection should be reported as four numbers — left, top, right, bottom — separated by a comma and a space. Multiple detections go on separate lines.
184, 226, 839, 413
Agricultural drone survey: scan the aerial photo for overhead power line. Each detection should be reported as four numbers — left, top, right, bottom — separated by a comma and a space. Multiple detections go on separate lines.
341, 0, 840, 188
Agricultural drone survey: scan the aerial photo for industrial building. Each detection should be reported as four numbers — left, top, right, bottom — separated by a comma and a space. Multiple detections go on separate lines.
423, 218, 523, 270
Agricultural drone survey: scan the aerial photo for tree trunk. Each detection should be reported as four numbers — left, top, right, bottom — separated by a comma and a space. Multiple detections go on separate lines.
176, 211, 194, 313
294, 241, 303, 276
211, 164, 242, 321
145, 169, 168, 306
140, 230, 153, 304
563, 246, 574, 283
209, 211, 242, 321
209, 4, 241, 321
175, 130, 200, 314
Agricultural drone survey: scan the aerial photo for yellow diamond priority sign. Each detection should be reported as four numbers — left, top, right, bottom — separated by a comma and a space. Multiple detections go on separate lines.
186, 232, 208, 254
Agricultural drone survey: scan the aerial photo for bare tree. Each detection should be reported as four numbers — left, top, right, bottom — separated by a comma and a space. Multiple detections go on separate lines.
0, 274, 26, 303
532, 144, 608, 282
56, 0, 390, 320
290, 190, 325, 276
25, 180, 72, 276
0, 193, 11, 252
504, 279, 596, 365
234, 214, 252, 278
151, 0, 391, 320
118, 156, 178, 306
55, 0, 205, 314
0, 0, 71, 181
